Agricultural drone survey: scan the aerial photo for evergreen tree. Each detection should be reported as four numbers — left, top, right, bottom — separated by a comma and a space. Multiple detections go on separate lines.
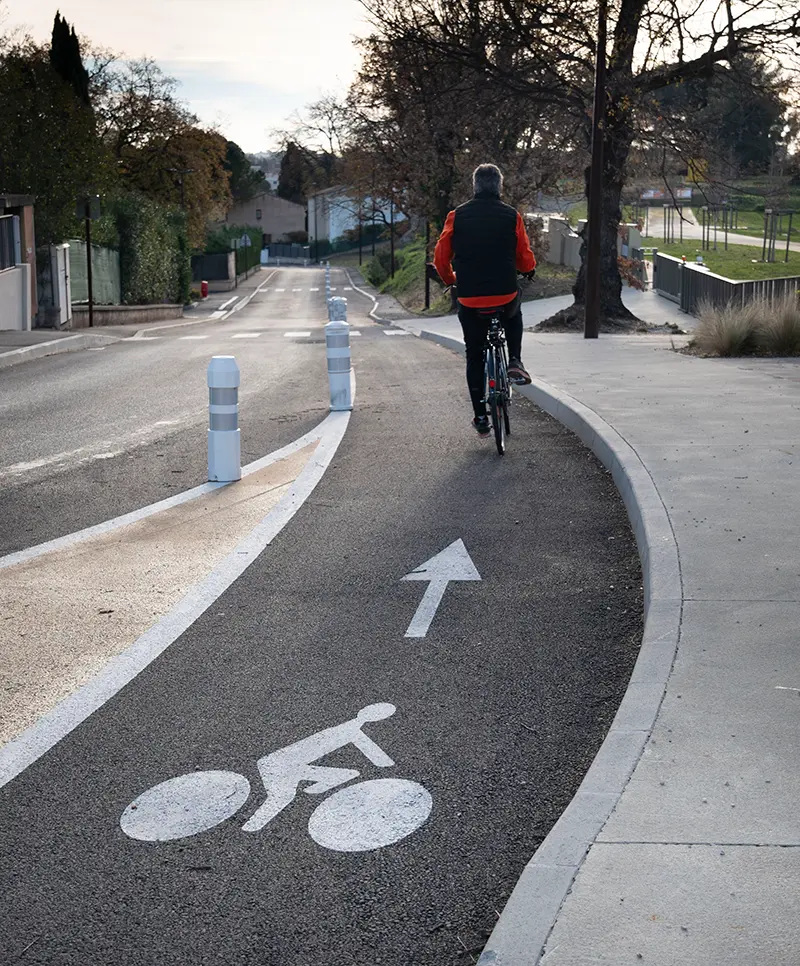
50, 12, 90, 107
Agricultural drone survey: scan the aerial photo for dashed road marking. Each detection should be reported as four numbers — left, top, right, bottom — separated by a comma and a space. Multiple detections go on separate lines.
179, 335, 209, 340
284, 331, 312, 338
219, 296, 238, 311
232, 333, 262, 339
383, 330, 410, 336
275, 288, 286, 292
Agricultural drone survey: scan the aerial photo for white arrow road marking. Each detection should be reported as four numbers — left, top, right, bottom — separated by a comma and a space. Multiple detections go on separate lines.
402, 539, 481, 638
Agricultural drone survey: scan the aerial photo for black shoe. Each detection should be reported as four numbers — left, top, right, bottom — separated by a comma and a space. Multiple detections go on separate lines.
508, 358, 531, 385
472, 416, 491, 437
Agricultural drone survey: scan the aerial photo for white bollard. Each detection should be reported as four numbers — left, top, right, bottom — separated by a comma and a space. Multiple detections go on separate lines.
207, 356, 241, 482
325, 311, 352, 412
329, 296, 347, 321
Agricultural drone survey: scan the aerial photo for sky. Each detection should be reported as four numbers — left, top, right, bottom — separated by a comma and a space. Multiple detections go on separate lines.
1, 0, 371, 152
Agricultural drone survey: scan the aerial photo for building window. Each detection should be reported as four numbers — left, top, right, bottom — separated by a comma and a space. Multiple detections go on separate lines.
256, 209, 262, 220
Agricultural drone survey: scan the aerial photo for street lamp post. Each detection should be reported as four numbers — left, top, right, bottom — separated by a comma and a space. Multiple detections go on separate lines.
311, 184, 318, 264
167, 167, 194, 209
584, 0, 608, 340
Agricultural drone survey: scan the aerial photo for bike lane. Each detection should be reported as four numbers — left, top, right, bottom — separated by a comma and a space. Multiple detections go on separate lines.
0, 324, 643, 965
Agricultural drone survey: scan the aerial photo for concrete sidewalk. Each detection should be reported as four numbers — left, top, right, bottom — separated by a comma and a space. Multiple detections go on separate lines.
397, 296, 800, 965
0, 271, 273, 369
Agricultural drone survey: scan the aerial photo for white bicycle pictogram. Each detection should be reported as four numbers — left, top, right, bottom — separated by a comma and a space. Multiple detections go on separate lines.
120, 703, 432, 852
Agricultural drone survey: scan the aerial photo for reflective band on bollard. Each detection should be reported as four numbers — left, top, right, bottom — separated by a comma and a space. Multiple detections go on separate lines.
207, 355, 241, 482
325, 311, 352, 412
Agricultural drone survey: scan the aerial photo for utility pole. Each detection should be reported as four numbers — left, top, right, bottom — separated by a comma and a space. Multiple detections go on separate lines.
390, 190, 395, 278
584, 0, 607, 340
424, 221, 431, 309
311, 184, 318, 263
84, 201, 94, 328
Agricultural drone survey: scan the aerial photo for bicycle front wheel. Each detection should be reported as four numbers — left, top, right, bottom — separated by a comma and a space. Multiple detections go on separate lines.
489, 348, 505, 455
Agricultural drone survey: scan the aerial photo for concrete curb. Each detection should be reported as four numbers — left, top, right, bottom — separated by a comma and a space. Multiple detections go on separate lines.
0, 333, 121, 369
411, 327, 684, 966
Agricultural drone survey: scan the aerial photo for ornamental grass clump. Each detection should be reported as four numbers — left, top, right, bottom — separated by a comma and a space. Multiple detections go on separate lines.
757, 295, 800, 355
693, 299, 762, 356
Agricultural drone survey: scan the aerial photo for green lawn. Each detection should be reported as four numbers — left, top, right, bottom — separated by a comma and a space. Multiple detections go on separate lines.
642, 238, 800, 280
696, 209, 800, 242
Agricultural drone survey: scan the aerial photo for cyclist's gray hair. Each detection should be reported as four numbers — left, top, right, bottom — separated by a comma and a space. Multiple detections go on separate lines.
473, 163, 503, 197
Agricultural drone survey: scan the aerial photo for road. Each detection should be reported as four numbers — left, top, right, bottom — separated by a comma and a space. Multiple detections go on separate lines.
0, 267, 644, 964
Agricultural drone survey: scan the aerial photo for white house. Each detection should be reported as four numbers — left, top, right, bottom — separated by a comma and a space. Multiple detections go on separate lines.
307, 186, 401, 248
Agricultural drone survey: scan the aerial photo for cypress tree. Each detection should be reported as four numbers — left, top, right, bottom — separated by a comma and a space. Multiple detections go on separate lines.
50, 11, 91, 107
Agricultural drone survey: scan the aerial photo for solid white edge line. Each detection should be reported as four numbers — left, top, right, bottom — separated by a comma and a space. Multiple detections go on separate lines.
0, 335, 85, 357
0, 416, 332, 571
0, 406, 353, 790
344, 268, 384, 322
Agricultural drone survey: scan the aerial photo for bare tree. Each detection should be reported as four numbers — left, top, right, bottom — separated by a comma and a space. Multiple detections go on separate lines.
356, 0, 800, 327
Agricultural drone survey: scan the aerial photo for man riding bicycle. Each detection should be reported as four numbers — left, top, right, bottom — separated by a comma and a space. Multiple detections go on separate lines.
433, 163, 536, 437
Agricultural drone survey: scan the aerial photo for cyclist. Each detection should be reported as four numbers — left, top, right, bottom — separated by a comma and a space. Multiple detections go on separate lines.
433, 163, 536, 437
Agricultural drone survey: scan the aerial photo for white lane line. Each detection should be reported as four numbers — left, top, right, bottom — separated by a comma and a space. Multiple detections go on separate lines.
275, 288, 286, 292
232, 332, 261, 339
350, 330, 362, 336
292, 288, 302, 292
383, 330, 410, 336
344, 287, 352, 291
284, 331, 311, 338
127, 336, 161, 341
0, 407, 353, 790
310, 287, 320, 291
219, 269, 279, 321
179, 335, 209, 340
219, 296, 238, 311
330, 287, 338, 291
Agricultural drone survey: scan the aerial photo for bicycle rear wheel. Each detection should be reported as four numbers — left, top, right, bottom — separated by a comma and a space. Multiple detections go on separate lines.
489, 348, 505, 455
498, 352, 511, 436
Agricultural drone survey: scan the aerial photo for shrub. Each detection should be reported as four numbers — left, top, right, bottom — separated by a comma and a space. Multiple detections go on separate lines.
693, 299, 762, 356
758, 295, 800, 355
363, 250, 392, 287
112, 193, 191, 306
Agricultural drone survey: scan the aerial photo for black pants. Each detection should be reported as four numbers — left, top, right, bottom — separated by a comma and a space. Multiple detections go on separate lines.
458, 292, 523, 419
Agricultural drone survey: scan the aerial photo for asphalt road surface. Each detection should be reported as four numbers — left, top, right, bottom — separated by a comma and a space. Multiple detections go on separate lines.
0, 268, 643, 964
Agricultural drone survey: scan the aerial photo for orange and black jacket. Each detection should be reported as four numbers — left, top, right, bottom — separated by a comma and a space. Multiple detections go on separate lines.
433, 193, 536, 308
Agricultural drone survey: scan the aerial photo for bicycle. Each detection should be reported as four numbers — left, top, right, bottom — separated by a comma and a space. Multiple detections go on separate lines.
119, 703, 433, 853
477, 271, 535, 456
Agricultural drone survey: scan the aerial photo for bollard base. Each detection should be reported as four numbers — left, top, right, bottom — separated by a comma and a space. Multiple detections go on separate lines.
328, 370, 353, 412
208, 428, 242, 482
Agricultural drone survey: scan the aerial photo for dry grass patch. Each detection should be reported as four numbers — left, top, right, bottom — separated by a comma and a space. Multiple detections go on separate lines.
758, 296, 800, 355
693, 299, 762, 356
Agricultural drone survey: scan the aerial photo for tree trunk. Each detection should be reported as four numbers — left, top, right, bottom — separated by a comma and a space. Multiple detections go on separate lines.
540, 89, 639, 331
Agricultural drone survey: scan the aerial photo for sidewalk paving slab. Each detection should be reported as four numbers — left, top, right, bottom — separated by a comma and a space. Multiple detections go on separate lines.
393, 293, 800, 965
